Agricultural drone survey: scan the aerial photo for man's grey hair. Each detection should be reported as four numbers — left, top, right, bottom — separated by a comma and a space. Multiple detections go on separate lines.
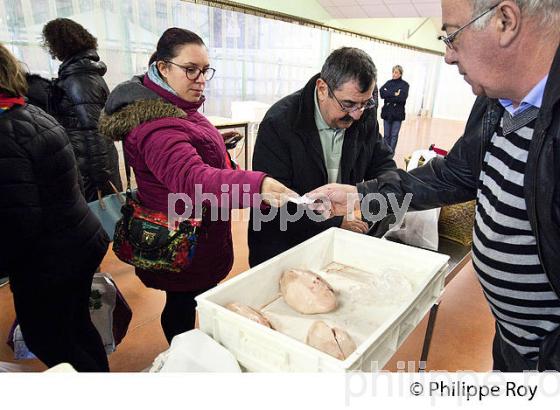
320, 47, 377, 93
471, 0, 560, 29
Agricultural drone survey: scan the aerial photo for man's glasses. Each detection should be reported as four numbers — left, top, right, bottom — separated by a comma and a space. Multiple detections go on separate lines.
325, 81, 376, 113
165, 61, 216, 81
438, 3, 500, 50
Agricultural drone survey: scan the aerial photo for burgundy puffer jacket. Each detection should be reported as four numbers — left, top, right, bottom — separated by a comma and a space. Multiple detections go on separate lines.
99, 75, 266, 291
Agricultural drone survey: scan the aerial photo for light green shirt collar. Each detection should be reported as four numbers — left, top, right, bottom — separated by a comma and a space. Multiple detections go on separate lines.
313, 86, 345, 184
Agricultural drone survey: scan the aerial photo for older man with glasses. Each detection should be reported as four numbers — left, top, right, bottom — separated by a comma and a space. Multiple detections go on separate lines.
248, 47, 397, 266
311, 0, 560, 372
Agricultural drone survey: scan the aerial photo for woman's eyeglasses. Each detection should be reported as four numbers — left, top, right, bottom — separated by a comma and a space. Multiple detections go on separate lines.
165, 61, 216, 81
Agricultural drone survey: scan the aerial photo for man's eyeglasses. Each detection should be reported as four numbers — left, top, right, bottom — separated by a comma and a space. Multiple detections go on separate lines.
165, 61, 216, 81
438, 3, 500, 50
325, 81, 376, 113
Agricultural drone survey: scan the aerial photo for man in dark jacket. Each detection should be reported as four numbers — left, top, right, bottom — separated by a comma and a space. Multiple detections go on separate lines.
311, 0, 560, 371
41, 18, 122, 202
248, 47, 396, 266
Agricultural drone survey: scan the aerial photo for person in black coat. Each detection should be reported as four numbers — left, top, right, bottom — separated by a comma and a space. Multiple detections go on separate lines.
248, 47, 396, 266
40, 18, 122, 202
0, 44, 110, 372
25, 73, 51, 111
380, 65, 409, 152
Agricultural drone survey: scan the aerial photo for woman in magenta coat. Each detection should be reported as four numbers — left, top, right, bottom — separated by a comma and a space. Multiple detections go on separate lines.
99, 28, 293, 343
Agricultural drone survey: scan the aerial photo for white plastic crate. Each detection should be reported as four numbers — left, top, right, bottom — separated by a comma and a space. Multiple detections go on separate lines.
196, 228, 449, 372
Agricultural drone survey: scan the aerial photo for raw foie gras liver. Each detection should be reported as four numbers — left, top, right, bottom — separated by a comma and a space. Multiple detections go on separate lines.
280, 269, 337, 314
226, 303, 273, 328
306, 320, 357, 360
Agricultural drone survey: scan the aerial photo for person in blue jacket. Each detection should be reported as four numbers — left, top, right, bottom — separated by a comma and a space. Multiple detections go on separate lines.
380, 65, 409, 152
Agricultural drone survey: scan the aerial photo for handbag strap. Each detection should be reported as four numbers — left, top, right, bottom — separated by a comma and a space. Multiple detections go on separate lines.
122, 141, 133, 198
95, 181, 124, 210
96, 189, 106, 210
109, 181, 126, 204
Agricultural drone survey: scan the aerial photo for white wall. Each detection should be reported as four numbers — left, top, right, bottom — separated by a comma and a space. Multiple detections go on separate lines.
432, 61, 477, 121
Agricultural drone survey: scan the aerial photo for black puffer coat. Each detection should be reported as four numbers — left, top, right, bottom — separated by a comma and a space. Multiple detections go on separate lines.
25, 74, 51, 112
49, 49, 122, 201
0, 103, 109, 280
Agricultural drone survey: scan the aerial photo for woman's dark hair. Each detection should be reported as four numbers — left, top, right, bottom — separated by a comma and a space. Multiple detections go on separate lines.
149, 27, 205, 66
42, 18, 98, 61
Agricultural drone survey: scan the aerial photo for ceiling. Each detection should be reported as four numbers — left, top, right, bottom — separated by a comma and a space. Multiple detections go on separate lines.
317, 0, 442, 18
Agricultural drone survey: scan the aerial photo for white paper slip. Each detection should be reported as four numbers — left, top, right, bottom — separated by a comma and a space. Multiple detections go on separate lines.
288, 195, 315, 205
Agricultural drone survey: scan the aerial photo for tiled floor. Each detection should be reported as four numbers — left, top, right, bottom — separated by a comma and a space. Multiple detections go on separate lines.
0, 117, 495, 372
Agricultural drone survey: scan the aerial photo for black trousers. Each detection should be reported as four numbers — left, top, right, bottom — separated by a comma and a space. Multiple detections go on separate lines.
161, 287, 213, 344
11, 271, 109, 372
492, 323, 537, 372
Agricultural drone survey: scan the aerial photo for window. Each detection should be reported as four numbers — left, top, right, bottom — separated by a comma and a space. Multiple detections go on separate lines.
0, 0, 442, 119
32, 0, 50, 25
56, 0, 73, 17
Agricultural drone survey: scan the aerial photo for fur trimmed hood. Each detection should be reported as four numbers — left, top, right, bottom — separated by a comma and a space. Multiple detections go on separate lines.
99, 98, 186, 141
98, 75, 187, 141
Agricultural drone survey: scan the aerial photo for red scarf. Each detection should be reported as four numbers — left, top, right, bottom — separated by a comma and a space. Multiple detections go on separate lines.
0, 94, 25, 113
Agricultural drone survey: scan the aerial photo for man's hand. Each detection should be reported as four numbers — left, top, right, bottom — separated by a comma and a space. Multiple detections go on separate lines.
260, 177, 298, 207
307, 183, 360, 218
340, 214, 369, 234
395, 89, 401, 96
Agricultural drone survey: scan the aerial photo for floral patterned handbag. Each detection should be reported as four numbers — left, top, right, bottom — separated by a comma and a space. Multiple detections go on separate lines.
112, 150, 202, 274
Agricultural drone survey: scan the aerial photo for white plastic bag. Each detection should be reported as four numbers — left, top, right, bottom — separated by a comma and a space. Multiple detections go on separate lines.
89, 272, 118, 354
150, 329, 242, 373
12, 325, 35, 360
44, 363, 77, 372
384, 149, 440, 250
9, 272, 129, 359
